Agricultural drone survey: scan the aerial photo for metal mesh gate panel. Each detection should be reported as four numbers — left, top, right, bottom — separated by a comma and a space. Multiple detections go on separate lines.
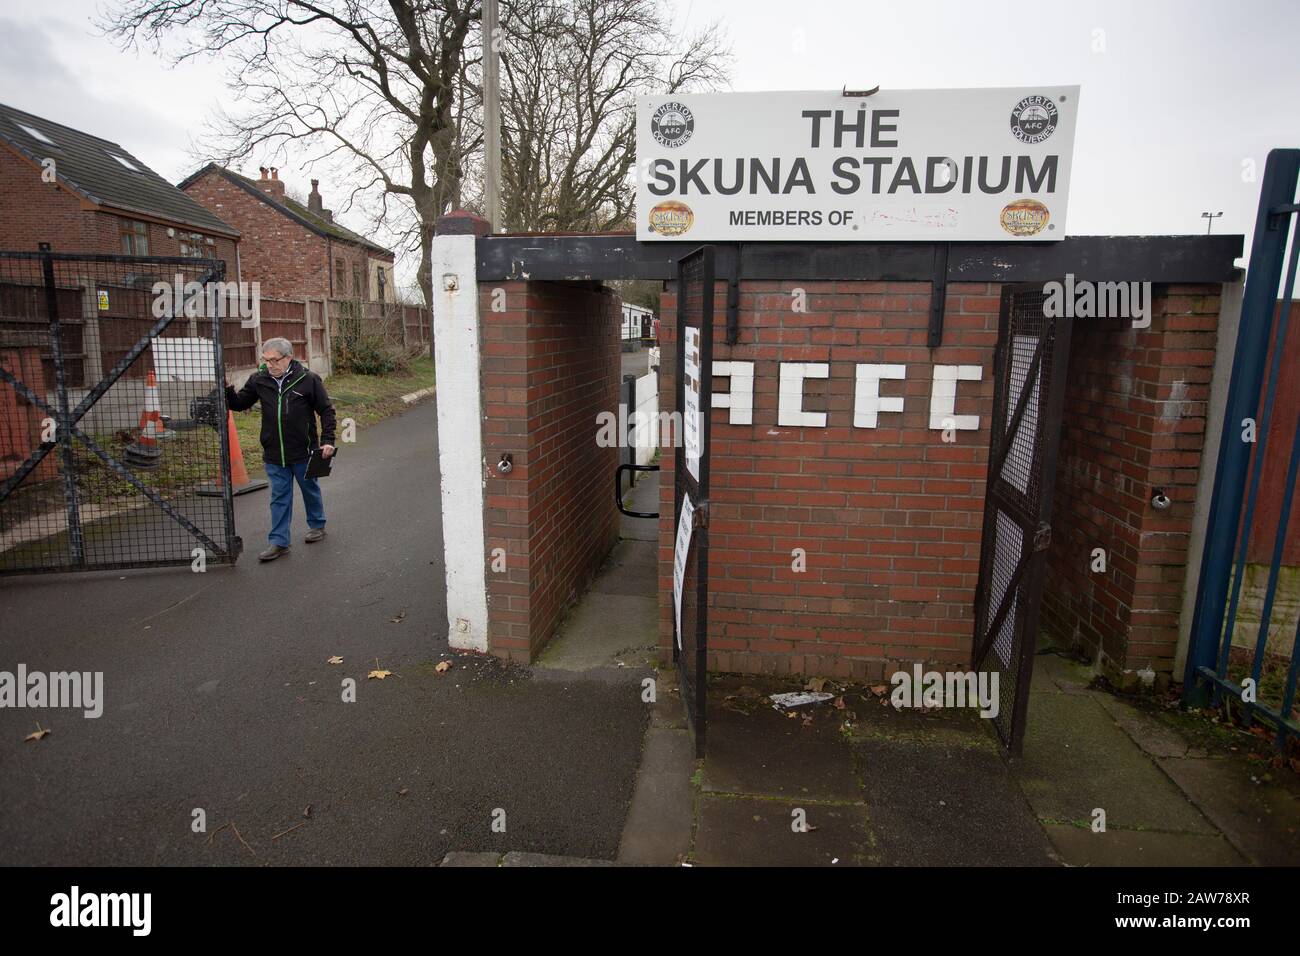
972, 286, 1072, 752
0, 251, 239, 574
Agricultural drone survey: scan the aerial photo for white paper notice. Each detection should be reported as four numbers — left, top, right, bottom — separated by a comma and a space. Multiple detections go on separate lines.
673, 494, 696, 649
684, 325, 701, 482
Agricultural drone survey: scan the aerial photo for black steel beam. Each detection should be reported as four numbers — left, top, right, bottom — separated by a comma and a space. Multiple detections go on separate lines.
476, 234, 1243, 284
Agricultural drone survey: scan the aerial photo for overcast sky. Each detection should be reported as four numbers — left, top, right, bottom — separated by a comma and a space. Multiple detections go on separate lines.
1, 0, 1296, 285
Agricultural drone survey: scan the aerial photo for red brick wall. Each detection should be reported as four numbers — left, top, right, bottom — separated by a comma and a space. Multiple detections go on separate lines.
656, 280, 1000, 681
182, 170, 394, 302
1041, 285, 1223, 677
183, 169, 328, 299
480, 280, 621, 661
0, 147, 94, 251
0, 148, 237, 275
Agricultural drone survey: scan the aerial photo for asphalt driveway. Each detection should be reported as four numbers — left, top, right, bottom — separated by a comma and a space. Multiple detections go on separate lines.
0, 397, 648, 865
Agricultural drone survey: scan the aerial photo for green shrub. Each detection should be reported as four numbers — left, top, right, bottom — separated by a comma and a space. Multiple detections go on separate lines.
331, 307, 409, 376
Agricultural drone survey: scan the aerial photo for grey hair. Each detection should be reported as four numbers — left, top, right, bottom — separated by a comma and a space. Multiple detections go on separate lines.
262, 337, 293, 358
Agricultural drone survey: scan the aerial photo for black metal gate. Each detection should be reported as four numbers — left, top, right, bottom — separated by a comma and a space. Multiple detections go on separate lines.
972, 284, 1074, 753
673, 246, 714, 757
0, 250, 240, 574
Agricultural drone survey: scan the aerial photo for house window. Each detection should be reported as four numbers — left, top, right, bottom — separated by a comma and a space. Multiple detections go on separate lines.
179, 232, 209, 258
376, 266, 387, 301
335, 258, 347, 294
120, 219, 149, 255
353, 266, 363, 296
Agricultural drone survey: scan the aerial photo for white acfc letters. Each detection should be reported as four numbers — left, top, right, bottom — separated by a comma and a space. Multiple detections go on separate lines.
712, 361, 983, 430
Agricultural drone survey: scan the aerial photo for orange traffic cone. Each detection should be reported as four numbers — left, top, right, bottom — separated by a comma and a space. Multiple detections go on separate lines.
137, 370, 173, 440
197, 411, 268, 496
124, 371, 166, 468
225, 412, 267, 494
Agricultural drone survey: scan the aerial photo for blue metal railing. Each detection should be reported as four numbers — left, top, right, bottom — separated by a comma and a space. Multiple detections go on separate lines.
1184, 149, 1300, 748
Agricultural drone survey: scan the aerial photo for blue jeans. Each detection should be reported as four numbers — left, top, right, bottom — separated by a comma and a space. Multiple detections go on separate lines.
265, 460, 326, 547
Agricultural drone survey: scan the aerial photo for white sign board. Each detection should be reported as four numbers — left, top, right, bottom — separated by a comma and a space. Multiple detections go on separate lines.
637, 86, 1078, 242
683, 325, 702, 481
673, 493, 696, 649
152, 337, 216, 382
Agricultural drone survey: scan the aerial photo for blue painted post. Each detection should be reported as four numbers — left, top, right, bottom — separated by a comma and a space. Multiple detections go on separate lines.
1183, 149, 1300, 706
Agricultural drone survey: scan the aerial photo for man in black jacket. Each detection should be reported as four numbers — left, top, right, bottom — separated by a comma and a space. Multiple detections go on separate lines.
226, 338, 336, 561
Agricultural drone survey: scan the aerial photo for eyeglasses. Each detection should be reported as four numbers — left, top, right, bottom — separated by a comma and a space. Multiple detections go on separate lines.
261, 354, 290, 364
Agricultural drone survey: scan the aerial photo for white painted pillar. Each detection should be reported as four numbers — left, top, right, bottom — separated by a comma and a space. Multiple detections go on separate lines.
431, 224, 489, 652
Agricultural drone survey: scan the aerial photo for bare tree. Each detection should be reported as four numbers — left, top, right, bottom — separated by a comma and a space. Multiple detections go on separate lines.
101, 0, 482, 307
493, 0, 730, 232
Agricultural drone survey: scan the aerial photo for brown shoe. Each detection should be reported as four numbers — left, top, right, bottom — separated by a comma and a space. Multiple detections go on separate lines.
259, 544, 291, 561
305, 528, 326, 543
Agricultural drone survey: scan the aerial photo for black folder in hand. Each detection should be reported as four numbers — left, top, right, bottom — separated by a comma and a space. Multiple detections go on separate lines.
304, 447, 334, 479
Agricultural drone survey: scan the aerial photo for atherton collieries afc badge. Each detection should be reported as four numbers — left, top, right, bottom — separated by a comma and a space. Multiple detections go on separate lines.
1009, 95, 1059, 144
651, 102, 694, 148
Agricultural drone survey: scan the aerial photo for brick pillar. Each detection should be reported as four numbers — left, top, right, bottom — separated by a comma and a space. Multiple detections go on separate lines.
478, 279, 622, 661
1042, 284, 1226, 682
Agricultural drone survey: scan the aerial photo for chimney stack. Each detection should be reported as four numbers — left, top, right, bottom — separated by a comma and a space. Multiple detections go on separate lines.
257, 164, 285, 201
307, 178, 334, 222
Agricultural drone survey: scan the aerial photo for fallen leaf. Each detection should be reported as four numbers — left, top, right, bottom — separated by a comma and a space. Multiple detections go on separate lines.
435, 661, 452, 675
805, 677, 827, 693
24, 723, 50, 742
397, 788, 409, 797
368, 657, 392, 680
303, 806, 313, 819
833, 697, 846, 710
327, 656, 343, 665
870, 685, 887, 697
786, 711, 799, 719
390, 609, 407, 624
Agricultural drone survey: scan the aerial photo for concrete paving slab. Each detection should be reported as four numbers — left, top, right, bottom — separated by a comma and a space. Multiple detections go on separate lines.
536, 591, 658, 671
1035, 650, 1100, 694
616, 727, 695, 865
1095, 694, 1192, 759
702, 704, 863, 802
1156, 756, 1300, 865
1041, 824, 1247, 867
590, 539, 657, 597
693, 794, 875, 866
853, 737, 1057, 866
1015, 689, 1218, 835
440, 852, 502, 866
501, 851, 621, 866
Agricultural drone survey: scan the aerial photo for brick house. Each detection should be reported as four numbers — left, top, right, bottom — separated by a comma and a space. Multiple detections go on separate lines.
178, 164, 396, 303
0, 103, 240, 268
